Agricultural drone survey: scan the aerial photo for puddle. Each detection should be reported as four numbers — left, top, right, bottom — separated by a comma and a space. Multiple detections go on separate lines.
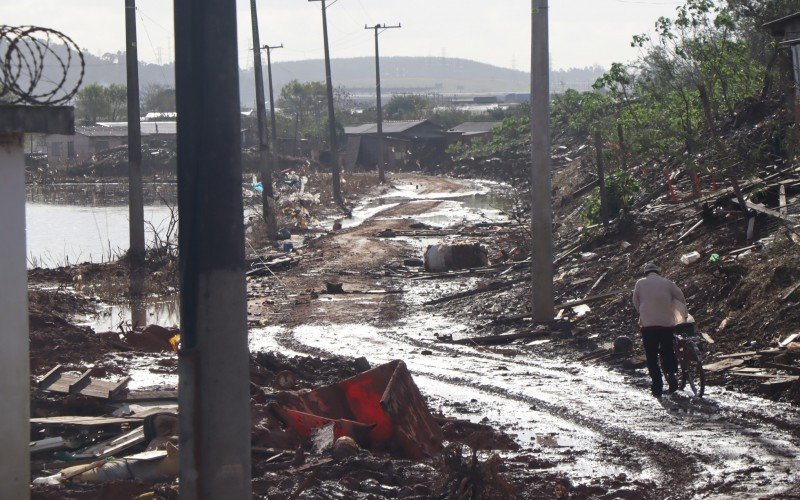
79, 296, 180, 333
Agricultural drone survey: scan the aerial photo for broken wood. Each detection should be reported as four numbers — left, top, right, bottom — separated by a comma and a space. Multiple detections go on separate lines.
780, 333, 800, 347
781, 282, 800, 302
493, 289, 628, 324
30, 416, 140, 427
704, 358, 744, 373
435, 329, 549, 346
38, 366, 130, 400
759, 376, 799, 390
423, 277, 527, 306
677, 219, 703, 241
761, 362, 800, 375
780, 183, 787, 217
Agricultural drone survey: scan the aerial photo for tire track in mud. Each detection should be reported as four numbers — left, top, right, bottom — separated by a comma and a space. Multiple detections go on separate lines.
268, 325, 730, 496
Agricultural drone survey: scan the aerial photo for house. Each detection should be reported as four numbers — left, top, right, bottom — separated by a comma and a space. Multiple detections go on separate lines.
447, 121, 501, 145
343, 120, 447, 170
45, 121, 177, 166
764, 12, 800, 121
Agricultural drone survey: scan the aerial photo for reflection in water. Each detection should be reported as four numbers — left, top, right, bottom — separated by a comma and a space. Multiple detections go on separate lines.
25, 183, 176, 268
83, 296, 180, 333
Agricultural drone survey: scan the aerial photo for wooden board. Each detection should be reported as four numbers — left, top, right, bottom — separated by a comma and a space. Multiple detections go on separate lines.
704, 358, 744, 373
38, 366, 129, 400
30, 416, 140, 427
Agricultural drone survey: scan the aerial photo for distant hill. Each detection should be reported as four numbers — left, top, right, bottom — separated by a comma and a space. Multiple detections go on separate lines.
46, 46, 605, 105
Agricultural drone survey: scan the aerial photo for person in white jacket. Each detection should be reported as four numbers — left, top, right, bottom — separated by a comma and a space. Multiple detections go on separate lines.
632, 263, 687, 397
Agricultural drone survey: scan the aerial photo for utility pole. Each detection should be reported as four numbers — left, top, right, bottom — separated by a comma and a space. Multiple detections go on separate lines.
250, 0, 278, 241
309, 0, 342, 204
174, 0, 251, 496
125, 0, 145, 293
263, 44, 283, 146
530, 0, 554, 322
365, 23, 400, 184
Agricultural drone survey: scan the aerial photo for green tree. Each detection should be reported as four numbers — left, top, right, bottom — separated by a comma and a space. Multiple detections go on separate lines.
75, 83, 110, 123
106, 84, 128, 121
384, 94, 430, 120
143, 84, 176, 113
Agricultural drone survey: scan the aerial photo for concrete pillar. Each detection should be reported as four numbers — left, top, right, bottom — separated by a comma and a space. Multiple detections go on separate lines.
0, 132, 30, 499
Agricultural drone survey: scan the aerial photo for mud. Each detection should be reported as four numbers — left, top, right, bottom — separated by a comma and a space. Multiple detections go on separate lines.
27, 172, 800, 498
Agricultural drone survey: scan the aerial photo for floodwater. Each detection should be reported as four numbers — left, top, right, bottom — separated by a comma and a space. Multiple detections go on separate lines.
26, 183, 176, 268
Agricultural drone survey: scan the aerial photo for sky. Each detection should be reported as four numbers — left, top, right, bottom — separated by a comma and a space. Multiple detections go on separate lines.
6, 0, 684, 71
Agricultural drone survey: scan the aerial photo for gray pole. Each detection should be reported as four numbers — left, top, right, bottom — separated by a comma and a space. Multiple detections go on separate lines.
366, 23, 400, 184
125, 0, 145, 290
530, 0, 554, 322
310, 0, 342, 204
265, 44, 283, 145
250, 0, 278, 241
174, 0, 252, 496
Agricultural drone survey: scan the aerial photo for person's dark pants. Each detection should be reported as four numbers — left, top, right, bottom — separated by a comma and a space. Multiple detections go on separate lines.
640, 326, 678, 396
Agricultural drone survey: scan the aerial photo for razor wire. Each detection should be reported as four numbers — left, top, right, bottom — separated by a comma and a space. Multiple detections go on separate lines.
0, 25, 85, 105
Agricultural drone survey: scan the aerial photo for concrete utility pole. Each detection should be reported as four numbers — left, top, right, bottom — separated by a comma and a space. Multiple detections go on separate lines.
309, 0, 342, 204
0, 105, 74, 500
250, 0, 278, 241
365, 23, 401, 184
530, 0, 554, 322
174, 0, 251, 496
263, 43, 283, 146
125, 0, 145, 291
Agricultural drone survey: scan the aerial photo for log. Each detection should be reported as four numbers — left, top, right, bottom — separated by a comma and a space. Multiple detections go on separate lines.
423, 277, 527, 306
436, 329, 549, 346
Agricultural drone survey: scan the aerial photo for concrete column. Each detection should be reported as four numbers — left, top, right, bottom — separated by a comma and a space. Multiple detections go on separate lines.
0, 132, 30, 499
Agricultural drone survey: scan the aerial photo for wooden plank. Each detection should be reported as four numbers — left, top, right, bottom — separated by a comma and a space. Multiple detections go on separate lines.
761, 362, 800, 375
677, 219, 704, 241
780, 333, 800, 347
30, 416, 140, 427
114, 390, 178, 402
759, 376, 798, 390
68, 369, 94, 394
704, 358, 744, 373
718, 351, 758, 359
781, 282, 800, 302
554, 244, 581, 265
728, 372, 776, 379
780, 183, 788, 217
70, 427, 146, 460
555, 289, 628, 310
585, 269, 611, 297
37, 365, 63, 389
744, 200, 798, 224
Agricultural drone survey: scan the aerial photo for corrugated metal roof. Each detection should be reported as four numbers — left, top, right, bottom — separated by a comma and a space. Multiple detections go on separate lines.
84, 121, 178, 137
447, 121, 501, 135
344, 120, 431, 135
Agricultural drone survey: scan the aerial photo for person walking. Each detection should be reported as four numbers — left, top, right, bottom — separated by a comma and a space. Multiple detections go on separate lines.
633, 263, 688, 398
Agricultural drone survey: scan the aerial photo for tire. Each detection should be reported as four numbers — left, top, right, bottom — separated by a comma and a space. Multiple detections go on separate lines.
681, 342, 705, 397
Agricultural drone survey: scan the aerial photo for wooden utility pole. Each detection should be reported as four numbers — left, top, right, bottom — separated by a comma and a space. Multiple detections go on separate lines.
530, 0, 554, 322
174, 0, 252, 496
365, 23, 401, 184
250, 0, 278, 241
263, 44, 283, 146
125, 0, 145, 291
309, 0, 342, 204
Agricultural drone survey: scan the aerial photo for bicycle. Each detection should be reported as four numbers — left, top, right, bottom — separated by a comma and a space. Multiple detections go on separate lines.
672, 322, 706, 397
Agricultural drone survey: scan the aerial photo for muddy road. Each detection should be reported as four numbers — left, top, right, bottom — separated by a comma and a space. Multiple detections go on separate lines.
245, 173, 800, 498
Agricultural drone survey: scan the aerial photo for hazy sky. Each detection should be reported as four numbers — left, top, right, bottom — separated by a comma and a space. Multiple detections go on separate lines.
6, 0, 683, 71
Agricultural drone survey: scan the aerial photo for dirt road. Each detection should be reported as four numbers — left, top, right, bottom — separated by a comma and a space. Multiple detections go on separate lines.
247, 173, 800, 498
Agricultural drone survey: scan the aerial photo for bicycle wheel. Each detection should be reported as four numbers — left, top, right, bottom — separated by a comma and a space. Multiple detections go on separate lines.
681, 342, 705, 397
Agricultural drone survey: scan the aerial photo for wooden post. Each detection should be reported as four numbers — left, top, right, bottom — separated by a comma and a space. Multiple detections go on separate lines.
594, 130, 609, 225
